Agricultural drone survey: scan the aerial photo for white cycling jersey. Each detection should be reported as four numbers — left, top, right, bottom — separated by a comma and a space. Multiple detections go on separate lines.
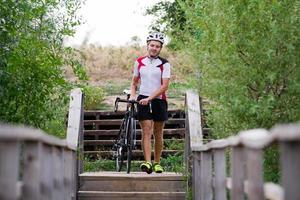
133, 56, 171, 100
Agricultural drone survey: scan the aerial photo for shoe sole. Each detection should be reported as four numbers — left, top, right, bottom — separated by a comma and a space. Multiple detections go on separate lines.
141, 165, 153, 174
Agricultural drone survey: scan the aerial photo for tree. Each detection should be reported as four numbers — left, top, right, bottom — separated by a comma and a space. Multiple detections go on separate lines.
0, 0, 84, 137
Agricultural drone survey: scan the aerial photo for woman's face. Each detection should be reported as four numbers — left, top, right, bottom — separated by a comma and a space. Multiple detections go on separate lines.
147, 40, 162, 58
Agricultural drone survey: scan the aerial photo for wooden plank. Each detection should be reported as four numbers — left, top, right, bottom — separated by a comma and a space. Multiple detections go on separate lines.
192, 151, 201, 200
185, 90, 202, 150
66, 88, 84, 150
231, 146, 245, 200
246, 148, 264, 200
0, 141, 19, 200
78, 191, 185, 200
84, 118, 185, 126
41, 145, 54, 200
84, 128, 186, 137
53, 146, 64, 200
63, 149, 73, 200
280, 141, 300, 200
22, 141, 42, 200
201, 151, 212, 200
0, 124, 69, 149
213, 149, 226, 200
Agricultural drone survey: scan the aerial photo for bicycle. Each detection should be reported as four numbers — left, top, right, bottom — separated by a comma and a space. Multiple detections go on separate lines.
112, 90, 138, 174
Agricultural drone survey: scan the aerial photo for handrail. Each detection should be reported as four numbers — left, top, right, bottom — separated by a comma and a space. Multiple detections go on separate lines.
185, 90, 300, 200
0, 88, 84, 200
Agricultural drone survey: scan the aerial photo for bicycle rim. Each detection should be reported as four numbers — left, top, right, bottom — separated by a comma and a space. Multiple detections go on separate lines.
126, 118, 135, 173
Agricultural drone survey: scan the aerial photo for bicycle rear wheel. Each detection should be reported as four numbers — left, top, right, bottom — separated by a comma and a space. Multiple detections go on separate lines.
126, 117, 135, 174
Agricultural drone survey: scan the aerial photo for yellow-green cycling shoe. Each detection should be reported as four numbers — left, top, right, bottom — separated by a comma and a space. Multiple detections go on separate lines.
153, 163, 164, 173
140, 161, 153, 174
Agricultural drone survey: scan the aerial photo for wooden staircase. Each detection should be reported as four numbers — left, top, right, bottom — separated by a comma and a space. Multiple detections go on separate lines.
83, 109, 186, 161
78, 109, 187, 199
78, 172, 185, 200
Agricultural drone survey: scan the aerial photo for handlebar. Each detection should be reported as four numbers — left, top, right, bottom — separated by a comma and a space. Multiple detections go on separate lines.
114, 97, 139, 112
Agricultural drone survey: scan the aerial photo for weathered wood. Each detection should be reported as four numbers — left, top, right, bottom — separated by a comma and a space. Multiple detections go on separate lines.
0, 141, 19, 200
185, 90, 203, 150
246, 148, 264, 200
213, 149, 226, 200
240, 129, 272, 149
64, 149, 73, 200
41, 145, 54, 200
231, 146, 245, 200
264, 182, 283, 200
22, 141, 42, 200
192, 151, 201, 200
280, 141, 300, 200
66, 88, 84, 150
200, 151, 212, 200
53, 146, 64, 200
0, 124, 70, 149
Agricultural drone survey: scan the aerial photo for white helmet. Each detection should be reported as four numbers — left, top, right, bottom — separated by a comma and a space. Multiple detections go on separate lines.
146, 32, 164, 44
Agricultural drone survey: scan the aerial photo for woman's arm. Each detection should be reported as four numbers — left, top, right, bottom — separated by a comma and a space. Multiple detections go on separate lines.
129, 76, 139, 100
139, 78, 169, 105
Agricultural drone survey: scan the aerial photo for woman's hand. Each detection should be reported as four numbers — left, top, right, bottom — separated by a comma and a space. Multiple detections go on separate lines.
139, 97, 151, 105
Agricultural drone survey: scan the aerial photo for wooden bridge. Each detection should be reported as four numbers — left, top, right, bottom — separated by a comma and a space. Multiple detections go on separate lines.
1, 89, 300, 200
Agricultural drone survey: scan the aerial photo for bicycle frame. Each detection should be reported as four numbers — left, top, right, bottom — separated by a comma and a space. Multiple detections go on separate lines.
113, 97, 138, 173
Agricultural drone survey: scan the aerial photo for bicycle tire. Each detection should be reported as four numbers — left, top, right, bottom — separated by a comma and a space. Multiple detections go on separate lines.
115, 119, 126, 172
126, 117, 135, 173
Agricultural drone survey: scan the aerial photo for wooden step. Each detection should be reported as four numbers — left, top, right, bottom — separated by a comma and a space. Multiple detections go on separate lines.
84, 128, 186, 139
79, 172, 185, 192
78, 191, 185, 200
84, 128, 209, 137
84, 119, 185, 129
84, 139, 185, 147
84, 109, 185, 120
84, 150, 183, 160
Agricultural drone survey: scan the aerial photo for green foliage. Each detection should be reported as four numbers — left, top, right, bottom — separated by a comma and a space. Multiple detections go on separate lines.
80, 84, 105, 109
160, 154, 184, 173
0, 0, 84, 137
148, 0, 300, 183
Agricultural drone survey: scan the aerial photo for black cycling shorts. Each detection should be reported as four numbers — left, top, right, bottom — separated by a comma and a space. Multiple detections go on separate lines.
137, 95, 168, 122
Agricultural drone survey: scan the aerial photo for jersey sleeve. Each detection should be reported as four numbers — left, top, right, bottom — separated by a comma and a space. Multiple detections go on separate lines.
133, 60, 139, 77
162, 62, 171, 79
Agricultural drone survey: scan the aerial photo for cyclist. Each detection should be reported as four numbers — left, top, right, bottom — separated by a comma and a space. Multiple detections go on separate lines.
129, 32, 171, 174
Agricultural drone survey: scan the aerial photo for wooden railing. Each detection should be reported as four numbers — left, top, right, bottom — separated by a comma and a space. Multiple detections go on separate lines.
0, 88, 84, 200
185, 90, 300, 200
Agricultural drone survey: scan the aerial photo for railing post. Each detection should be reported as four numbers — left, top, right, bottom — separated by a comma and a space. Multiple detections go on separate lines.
246, 148, 264, 200
200, 151, 213, 200
0, 141, 19, 200
272, 124, 300, 200
193, 151, 201, 200
23, 141, 43, 200
213, 148, 226, 200
231, 146, 245, 200
185, 90, 203, 200
67, 88, 84, 200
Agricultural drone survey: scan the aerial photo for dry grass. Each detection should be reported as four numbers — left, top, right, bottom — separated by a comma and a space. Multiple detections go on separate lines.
65, 44, 195, 110
66, 44, 194, 86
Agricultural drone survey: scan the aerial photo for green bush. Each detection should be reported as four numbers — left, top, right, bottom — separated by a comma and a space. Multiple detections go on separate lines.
81, 84, 105, 110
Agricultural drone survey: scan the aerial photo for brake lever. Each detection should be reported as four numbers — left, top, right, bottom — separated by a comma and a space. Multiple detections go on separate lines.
114, 97, 120, 112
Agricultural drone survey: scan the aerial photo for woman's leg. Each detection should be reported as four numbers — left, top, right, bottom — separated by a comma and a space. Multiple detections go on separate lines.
153, 121, 164, 163
140, 120, 153, 162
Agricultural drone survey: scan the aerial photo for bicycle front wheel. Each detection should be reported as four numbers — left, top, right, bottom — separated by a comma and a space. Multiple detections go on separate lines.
126, 117, 135, 174
115, 120, 126, 172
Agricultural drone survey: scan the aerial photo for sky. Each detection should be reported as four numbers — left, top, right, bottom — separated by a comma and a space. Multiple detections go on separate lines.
64, 0, 164, 47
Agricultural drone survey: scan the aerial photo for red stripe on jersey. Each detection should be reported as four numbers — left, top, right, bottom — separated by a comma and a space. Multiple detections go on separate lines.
137, 56, 146, 79
159, 64, 167, 100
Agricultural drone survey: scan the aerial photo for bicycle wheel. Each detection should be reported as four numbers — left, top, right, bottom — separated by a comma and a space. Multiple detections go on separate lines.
115, 119, 126, 172
126, 117, 135, 174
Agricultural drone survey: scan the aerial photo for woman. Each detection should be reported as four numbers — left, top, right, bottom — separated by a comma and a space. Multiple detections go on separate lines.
129, 32, 171, 174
